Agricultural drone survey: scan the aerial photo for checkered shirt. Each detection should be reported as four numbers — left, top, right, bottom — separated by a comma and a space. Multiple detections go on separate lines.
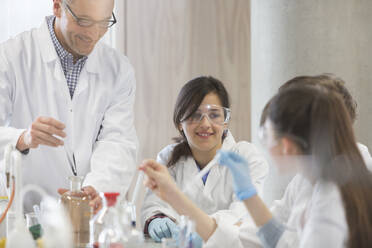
46, 16, 87, 98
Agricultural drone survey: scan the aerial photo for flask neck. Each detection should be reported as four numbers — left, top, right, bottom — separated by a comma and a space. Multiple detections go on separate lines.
68, 176, 83, 192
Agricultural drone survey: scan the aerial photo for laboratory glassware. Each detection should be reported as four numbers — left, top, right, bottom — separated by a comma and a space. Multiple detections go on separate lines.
60, 176, 92, 248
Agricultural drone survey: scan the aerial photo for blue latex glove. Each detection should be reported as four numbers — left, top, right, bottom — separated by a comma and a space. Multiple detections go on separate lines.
148, 217, 179, 242
217, 150, 257, 200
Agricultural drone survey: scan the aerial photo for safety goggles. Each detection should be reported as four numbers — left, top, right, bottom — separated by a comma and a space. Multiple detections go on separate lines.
182, 104, 231, 126
258, 124, 278, 149
259, 121, 308, 150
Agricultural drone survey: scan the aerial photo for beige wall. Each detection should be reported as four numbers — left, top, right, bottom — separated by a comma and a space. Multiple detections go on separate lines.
124, 0, 251, 161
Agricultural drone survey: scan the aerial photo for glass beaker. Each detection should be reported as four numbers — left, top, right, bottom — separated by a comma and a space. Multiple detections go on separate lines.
26, 212, 39, 228
162, 238, 178, 248
60, 176, 92, 248
26, 212, 42, 240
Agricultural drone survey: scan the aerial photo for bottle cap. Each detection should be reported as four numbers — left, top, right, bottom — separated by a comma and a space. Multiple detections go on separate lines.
104, 192, 120, 207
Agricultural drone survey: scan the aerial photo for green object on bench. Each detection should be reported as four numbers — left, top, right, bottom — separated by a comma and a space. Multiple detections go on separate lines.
29, 224, 42, 240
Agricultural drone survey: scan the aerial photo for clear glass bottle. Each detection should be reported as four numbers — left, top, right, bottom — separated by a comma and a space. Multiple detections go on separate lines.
60, 176, 92, 248
120, 202, 143, 247
178, 215, 196, 248
90, 192, 122, 248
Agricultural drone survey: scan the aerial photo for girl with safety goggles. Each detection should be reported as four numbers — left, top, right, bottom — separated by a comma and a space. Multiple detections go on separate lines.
141, 76, 268, 245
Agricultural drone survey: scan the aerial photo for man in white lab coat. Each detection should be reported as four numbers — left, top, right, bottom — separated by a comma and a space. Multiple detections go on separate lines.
0, 0, 138, 211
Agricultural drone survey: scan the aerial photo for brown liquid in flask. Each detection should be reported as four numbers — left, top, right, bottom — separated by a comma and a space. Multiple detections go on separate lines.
61, 176, 92, 248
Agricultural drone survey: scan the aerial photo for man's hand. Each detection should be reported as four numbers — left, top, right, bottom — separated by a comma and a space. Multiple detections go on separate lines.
16, 117, 66, 151
58, 186, 102, 214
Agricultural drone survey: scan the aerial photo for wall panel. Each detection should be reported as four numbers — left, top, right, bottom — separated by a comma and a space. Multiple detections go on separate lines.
125, 0, 251, 161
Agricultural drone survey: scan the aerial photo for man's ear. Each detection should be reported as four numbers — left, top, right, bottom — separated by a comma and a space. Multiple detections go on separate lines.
53, 0, 63, 18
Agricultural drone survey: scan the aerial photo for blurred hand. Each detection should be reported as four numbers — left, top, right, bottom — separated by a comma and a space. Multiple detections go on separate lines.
218, 150, 257, 200
16, 117, 66, 151
58, 186, 102, 214
139, 159, 179, 203
148, 217, 179, 242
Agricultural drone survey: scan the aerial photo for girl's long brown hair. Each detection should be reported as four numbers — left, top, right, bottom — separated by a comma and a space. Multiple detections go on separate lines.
267, 85, 372, 247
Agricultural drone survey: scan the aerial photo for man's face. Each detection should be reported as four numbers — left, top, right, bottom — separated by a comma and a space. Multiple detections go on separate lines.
54, 0, 114, 57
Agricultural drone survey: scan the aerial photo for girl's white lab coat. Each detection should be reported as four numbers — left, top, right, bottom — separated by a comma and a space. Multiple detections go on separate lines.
204, 143, 372, 248
205, 175, 348, 248
0, 18, 138, 210
141, 132, 269, 226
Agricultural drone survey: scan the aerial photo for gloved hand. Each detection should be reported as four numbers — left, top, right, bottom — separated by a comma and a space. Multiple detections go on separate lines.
148, 217, 179, 242
217, 150, 257, 200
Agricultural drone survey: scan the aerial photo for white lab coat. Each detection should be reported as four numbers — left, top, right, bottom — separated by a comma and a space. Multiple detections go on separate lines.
357, 143, 372, 171
205, 175, 348, 248
141, 132, 269, 227
0, 18, 138, 210
205, 144, 372, 248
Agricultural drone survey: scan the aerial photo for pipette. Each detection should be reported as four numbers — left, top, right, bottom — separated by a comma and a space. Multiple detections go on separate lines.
131, 171, 145, 205
64, 145, 77, 176
121, 171, 145, 228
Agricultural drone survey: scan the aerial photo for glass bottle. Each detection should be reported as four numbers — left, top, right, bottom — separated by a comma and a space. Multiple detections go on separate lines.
60, 176, 92, 248
90, 192, 122, 248
120, 202, 143, 247
178, 215, 197, 248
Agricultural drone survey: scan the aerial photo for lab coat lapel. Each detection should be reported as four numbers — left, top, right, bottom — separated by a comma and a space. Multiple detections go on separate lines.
73, 69, 89, 97
35, 19, 71, 104
203, 131, 236, 197
183, 157, 204, 194
36, 19, 57, 64
203, 159, 220, 198
73, 44, 99, 97
51, 60, 72, 102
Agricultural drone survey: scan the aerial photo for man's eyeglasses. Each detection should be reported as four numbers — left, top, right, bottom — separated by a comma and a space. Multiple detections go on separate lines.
64, 3, 117, 29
